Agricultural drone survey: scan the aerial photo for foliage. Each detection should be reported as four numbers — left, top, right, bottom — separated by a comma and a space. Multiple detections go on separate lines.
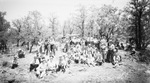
94, 5, 126, 43
12, 11, 45, 43
0, 11, 10, 40
64, 5, 130, 43
127, 0, 150, 50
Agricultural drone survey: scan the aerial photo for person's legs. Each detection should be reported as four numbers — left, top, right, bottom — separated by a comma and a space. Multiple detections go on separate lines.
11, 64, 18, 69
40, 70, 46, 78
108, 50, 112, 63
102, 50, 105, 63
46, 49, 48, 55
36, 69, 40, 77
112, 54, 116, 65
104, 51, 108, 62
103, 51, 107, 63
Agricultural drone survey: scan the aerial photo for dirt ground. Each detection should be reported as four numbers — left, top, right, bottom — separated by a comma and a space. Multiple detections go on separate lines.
0, 49, 150, 83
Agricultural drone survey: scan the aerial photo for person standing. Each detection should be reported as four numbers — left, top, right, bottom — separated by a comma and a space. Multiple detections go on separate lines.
44, 39, 49, 55
100, 39, 108, 63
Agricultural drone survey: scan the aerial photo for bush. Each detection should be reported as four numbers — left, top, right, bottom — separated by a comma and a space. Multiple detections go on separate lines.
138, 50, 150, 64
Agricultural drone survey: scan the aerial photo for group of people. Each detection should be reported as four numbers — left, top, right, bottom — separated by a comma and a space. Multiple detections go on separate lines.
28, 37, 122, 78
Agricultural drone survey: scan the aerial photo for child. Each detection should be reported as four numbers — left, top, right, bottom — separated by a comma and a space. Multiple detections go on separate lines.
11, 56, 18, 69
112, 54, 121, 68
112, 48, 121, 67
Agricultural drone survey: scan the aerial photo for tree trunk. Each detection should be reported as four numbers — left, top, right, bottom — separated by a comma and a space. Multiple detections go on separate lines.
17, 39, 20, 47
136, 11, 142, 50
27, 42, 30, 50
29, 44, 33, 53
135, 14, 139, 50
138, 12, 142, 50
29, 39, 35, 53
82, 29, 84, 38
82, 20, 85, 38
63, 28, 65, 37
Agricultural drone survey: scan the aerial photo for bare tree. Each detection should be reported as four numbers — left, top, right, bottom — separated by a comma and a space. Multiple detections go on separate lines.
49, 14, 59, 39
87, 19, 94, 38
63, 21, 67, 37
73, 6, 87, 38
63, 20, 75, 37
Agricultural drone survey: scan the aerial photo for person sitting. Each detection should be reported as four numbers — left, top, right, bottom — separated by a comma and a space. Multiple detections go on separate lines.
130, 48, 136, 56
29, 52, 41, 72
95, 49, 103, 66
120, 43, 124, 50
18, 49, 25, 58
109, 45, 121, 66
56, 56, 66, 73
11, 56, 18, 69
80, 53, 87, 64
86, 52, 95, 67
47, 56, 57, 72
112, 53, 122, 67
36, 60, 47, 78
74, 53, 80, 64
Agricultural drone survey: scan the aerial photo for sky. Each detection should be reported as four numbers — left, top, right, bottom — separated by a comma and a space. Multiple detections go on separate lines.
0, 0, 130, 25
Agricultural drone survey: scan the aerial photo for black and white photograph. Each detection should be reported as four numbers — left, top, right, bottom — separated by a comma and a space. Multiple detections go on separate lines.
0, 0, 150, 83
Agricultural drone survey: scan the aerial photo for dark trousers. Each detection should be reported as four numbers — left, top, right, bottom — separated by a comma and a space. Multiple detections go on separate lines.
30, 64, 39, 72
11, 64, 18, 69
56, 65, 65, 72
102, 49, 107, 62
18, 54, 25, 58
106, 50, 114, 63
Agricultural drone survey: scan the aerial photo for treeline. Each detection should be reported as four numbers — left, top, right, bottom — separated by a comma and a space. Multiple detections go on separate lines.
0, 0, 150, 50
